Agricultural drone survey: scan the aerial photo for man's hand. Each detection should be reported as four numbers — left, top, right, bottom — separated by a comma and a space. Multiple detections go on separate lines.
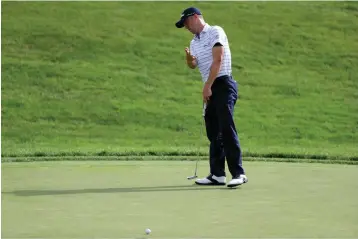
185, 47, 197, 69
203, 82, 212, 103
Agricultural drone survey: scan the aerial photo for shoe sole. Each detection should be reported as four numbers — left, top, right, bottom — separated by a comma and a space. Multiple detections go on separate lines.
195, 181, 226, 186
227, 178, 248, 188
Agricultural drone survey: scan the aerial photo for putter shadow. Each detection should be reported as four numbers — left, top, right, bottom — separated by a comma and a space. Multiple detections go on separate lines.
3, 184, 234, 197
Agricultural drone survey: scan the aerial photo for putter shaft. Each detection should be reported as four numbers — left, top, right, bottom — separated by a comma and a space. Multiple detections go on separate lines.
187, 103, 206, 181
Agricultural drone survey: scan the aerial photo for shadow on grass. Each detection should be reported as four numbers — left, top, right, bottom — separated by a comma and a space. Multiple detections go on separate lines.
5, 185, 239, 196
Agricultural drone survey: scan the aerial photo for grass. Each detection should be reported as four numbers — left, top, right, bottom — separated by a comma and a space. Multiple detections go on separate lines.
1, 1, 358, 160
2, 161, 358, 238
1, 155, 358, 165
2, 4, 358, 237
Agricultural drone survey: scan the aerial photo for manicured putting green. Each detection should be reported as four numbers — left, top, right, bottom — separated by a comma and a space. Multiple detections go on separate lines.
2, 161, 358, 238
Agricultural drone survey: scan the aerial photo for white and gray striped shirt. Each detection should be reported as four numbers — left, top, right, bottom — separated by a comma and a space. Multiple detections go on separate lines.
189, 24, 232, 83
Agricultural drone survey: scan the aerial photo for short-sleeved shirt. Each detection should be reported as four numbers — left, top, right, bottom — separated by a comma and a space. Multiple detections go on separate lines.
189, 24, 232, 83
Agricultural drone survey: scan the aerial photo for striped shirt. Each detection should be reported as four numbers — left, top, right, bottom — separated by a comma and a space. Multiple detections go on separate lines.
189, 24, 232, 83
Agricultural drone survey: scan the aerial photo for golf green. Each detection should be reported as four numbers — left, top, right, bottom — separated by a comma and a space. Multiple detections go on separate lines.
2, 161, 358, 238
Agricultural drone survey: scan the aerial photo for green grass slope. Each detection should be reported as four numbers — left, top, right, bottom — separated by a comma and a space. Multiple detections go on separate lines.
2, 1, 358, 159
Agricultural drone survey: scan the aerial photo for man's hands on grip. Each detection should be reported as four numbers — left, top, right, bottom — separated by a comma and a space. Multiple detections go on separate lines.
185, 47, 197, 69
202, 82, 212, 104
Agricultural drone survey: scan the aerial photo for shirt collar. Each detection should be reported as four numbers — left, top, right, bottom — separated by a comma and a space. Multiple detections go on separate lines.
194, 23, 210, 40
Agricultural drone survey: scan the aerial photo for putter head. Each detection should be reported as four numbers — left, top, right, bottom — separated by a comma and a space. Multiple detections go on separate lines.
187, 175, 198, 180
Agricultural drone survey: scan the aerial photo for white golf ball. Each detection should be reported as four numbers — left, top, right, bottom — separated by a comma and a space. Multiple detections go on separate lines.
145, 228, 151, 235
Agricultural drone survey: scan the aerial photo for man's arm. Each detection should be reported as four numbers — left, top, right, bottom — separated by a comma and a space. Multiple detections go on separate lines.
202, 43, 224, 103
205, 27, 227, 86
205, 43, 224, 87
202, 27, 227, 102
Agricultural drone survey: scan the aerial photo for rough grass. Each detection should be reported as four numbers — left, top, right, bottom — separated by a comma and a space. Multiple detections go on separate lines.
1, 1, 358, 160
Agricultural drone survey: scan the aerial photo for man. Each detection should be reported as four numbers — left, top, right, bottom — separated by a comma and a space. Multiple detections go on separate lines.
175, 7, 248, 188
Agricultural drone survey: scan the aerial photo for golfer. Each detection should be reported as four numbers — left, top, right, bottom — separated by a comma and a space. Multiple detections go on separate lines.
175, 7, 248, 187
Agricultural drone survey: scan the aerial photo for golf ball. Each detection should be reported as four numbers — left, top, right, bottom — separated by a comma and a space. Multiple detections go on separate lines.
145, 228, 151, 235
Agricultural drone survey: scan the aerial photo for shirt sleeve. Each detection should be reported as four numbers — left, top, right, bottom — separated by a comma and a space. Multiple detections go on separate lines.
209, 26, 227, 48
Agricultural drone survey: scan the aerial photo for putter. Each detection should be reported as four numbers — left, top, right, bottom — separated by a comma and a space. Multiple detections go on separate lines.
187, 103, 206, 180
186, 134, 201, 180
186, 161, 198, 180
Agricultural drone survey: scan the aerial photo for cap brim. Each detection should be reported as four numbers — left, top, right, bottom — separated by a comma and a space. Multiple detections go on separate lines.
175, 19, 185, 28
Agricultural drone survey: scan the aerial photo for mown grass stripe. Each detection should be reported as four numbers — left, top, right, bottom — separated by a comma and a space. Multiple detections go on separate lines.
2, 155, 357, 165
2, 151, 357, 161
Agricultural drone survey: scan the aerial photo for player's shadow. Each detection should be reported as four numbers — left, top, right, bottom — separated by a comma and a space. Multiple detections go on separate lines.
5, 185, 238, 197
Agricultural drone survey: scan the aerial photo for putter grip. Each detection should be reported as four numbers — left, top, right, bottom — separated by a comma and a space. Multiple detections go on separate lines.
202, 103, 206, 117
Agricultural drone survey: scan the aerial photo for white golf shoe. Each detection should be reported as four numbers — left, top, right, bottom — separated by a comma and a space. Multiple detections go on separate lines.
195, 174, 226, 185
227, 174, 248, 188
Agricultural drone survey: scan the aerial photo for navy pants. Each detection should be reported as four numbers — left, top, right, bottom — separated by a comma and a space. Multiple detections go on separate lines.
204, 75, 245, 178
